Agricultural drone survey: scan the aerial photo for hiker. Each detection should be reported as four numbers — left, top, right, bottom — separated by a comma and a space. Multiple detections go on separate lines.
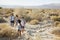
15, 15, 19, 26
21, 17, 26, 33
17, 16, 26, 38
17, 16, 22, 38
10, 13, 15, 27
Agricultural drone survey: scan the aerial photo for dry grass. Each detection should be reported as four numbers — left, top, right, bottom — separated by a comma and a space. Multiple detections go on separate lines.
54, 21, 60, 27
0, 24, 18, 38
51, 29, 60, 37
50, 16, 60, 22
29, 19, 39, 25
54, 37, 60, 40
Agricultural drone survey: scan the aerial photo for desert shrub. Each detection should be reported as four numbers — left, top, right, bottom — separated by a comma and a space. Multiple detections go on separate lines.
50, 16, 57, 20
0, 18, 7, 23
27, 13, 42, 21
57, 24, 60, 27
50, 16, 60, 21
0, 7, 2, 9
55, 18, 60, 22
51, 29, 60, 37
24, 16, 31, 22
29, 19, 39, 25
54, 21, 60, 27
0, 24, 18, 38
4, 29, 18, 38
49, 14, 59, 16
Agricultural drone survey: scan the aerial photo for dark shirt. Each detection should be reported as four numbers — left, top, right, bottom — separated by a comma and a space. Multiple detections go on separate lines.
18, 19, 21, 23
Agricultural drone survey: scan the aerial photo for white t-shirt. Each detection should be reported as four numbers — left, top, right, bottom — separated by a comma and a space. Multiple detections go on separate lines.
10, 16, 15, 21
18, 24, 21, 30
21, 19, 26, 26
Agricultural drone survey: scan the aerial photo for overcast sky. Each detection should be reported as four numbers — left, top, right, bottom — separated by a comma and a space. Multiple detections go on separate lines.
0, 0, 60, 6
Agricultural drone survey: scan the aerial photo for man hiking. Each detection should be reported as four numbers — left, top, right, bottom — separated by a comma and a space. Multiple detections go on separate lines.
21, 17, 26, 33
10, 13, 15, 27
17, 16, 22, 38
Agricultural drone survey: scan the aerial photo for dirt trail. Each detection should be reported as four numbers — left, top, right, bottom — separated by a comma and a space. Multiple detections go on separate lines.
0, 18, 59, 40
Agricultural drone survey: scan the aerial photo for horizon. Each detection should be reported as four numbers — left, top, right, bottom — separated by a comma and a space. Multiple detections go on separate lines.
0, 0, 60, 6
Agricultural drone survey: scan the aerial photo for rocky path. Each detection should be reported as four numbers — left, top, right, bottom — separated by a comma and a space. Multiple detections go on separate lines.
1, 18, 58, 40
25, 20, 56, 40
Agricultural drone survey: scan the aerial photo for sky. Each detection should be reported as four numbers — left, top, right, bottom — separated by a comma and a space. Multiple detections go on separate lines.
0, 0, 60, 6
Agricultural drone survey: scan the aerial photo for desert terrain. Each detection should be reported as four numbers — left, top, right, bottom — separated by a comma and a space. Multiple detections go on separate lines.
0, 7, 60, 40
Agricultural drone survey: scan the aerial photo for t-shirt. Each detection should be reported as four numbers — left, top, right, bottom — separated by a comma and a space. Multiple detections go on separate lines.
18, 24, 21, 30
10, 16, 15, 21
21, 19, 26, 26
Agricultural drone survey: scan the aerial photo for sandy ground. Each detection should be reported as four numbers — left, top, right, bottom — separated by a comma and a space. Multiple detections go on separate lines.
0, 18, 60, 40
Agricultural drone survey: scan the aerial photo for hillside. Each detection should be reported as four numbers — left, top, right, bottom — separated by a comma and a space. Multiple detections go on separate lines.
0, 3, 60, 9
0, 5, 60, 40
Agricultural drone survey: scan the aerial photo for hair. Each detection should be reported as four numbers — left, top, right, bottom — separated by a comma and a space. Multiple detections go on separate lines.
16, 15, 18, 17
22, 17, 24, 18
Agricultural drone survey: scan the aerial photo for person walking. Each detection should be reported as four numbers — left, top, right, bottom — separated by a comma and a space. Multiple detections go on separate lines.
17, 16, 22, 38
10, 13, 15, 27
15, 15, 19, 26
21, 17, 26, 33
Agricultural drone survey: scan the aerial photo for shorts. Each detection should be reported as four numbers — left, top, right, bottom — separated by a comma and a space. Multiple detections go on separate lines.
18, 29, 21, 31
21, 26, 24, 29
18, 25, 21, 31
10, 21, 14, 23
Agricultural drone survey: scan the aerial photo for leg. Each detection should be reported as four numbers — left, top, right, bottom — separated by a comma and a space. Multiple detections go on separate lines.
10, 21, 12, 26
12, 21, 15, 27
12, 23, 14, 27
21, 26, 25, 33
11, 23, 14, 27
21, 28, 24, 33
11, 23, 13, 27
10, 21, 14, 27
19, 30, 21, 36
15, 21, 17, 26
18, 30, 21, 37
